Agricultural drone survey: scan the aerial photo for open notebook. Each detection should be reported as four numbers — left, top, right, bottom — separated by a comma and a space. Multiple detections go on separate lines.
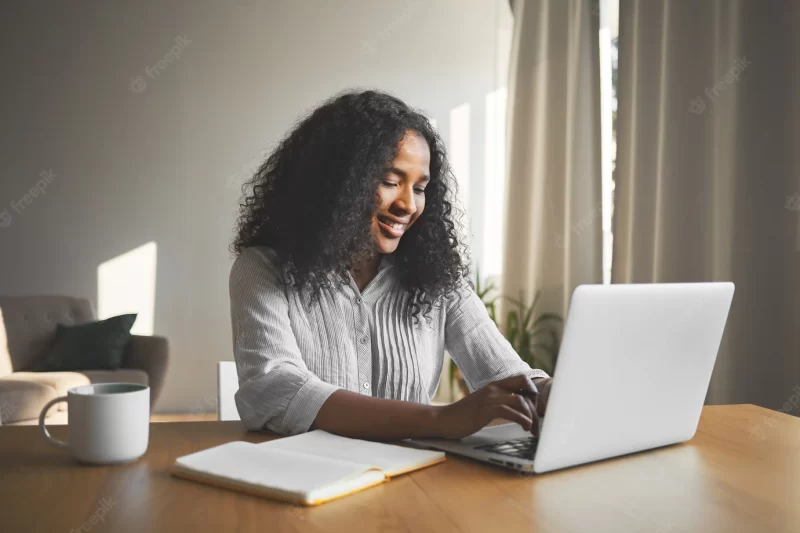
170, 430, 446, 506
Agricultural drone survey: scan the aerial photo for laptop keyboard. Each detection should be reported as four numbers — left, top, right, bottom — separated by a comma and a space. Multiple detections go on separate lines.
474, 436, 539, 460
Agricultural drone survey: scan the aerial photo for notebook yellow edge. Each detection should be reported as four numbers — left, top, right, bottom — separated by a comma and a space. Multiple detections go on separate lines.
169, 451, 447, 506
385, 455, 448, 478
169, 465, 387, 507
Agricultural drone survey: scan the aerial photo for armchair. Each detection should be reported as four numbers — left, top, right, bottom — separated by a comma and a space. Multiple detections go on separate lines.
0, 295, 169, 426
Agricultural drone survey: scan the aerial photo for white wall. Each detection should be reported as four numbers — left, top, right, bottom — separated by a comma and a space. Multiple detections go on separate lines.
0, 0, 513, 412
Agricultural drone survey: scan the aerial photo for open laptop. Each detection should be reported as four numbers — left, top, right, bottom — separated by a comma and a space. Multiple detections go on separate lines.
410, 282, 735, 474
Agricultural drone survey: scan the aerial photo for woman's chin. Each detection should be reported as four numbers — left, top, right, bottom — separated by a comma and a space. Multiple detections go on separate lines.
375, 239, 400, 254
372, 233, 401, 254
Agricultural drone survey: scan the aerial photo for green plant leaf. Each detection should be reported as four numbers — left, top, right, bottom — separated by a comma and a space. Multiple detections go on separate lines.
515, 293, 530, 331
523, 291, 540, 327
532, 312, 564, 327
473, 276, 564, 377
507, 311, 519, 347
504, 295, 523, 307
550, 329, 561, 356
531, 342, 555, 355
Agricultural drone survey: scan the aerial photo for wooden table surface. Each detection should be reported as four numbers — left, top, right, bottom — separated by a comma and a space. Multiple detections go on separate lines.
1, 404, 799, 533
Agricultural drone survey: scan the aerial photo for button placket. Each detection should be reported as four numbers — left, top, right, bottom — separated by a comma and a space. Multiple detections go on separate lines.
354, 294, 372, 395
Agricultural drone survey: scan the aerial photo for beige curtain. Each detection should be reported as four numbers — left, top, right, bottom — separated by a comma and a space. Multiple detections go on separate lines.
502, 0, 603, 322
613, 0, 800, 410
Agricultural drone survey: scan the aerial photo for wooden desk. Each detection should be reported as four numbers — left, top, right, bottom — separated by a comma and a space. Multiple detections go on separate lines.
1, 405, 799, 532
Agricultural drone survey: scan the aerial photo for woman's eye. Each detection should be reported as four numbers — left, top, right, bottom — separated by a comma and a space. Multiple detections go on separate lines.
382, 181, 398, 188
414, 188, 426, 195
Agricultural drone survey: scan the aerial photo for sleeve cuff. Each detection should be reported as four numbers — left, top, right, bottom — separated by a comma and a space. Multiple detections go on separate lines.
279, 378, 341, 435
529, 368, 551, 381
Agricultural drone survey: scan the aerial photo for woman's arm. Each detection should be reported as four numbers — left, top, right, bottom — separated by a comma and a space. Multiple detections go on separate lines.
313, 374, 540, 441
445, 288, 551, 388
313, 288, 552, 441
230, 248, 341, 434
312, 390, 440, 440
444, 287, 553, 433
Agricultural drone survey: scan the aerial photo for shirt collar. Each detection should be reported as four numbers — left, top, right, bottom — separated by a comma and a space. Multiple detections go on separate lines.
378, 253, 396, 272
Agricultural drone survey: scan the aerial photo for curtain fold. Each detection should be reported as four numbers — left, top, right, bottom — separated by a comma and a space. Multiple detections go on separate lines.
501, 0, 603, 327
613, 0, 800, 410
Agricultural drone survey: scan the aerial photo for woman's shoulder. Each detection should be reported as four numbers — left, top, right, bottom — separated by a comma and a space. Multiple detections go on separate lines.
236, 245, 280, 264
229, 246, 284, 286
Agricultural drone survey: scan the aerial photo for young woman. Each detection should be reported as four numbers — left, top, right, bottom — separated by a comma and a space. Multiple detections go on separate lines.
230, 90, 552, 440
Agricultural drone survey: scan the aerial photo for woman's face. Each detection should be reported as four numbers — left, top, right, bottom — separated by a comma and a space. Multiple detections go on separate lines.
371, 131, 430, 254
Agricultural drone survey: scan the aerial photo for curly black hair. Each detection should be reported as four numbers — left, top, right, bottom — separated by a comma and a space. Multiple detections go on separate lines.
232, 89, 470, 320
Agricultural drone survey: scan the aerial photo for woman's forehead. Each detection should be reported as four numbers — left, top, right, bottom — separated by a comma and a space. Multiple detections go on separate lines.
394, 131, 430, 166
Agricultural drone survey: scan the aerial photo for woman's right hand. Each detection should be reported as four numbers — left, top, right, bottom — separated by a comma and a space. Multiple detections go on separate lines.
434, 374, 541, 440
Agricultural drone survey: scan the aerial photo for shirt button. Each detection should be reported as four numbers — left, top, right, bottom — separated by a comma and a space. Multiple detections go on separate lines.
363, 382, 370, 390
360, 336, 368, 345
356, 297, 363, 304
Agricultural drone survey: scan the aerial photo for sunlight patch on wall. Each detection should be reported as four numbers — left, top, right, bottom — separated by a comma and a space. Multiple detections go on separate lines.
97, 241, 157, 335
449, 103, 471, 235
482, 88, 508, 279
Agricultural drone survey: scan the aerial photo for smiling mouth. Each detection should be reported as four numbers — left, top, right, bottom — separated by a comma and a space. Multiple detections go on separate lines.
376, 215, 409, 238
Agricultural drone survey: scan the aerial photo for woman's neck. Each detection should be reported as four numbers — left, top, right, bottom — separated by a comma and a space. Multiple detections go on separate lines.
350, 255, 382, 292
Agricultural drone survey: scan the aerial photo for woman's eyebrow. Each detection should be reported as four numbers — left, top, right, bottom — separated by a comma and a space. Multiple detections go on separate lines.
387, 167, 431, 182
387, 167, 408, 179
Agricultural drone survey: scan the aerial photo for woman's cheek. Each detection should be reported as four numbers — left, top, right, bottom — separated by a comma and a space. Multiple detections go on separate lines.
374, 189, 392, 209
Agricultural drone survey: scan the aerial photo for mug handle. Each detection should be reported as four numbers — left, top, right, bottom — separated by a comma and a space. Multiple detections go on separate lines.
39, 396, 69, 449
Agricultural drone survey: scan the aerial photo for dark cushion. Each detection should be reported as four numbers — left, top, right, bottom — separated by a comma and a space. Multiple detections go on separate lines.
32, 314, 138, 372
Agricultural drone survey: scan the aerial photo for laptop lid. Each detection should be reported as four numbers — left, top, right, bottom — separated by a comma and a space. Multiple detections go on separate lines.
533, 282, 734, 473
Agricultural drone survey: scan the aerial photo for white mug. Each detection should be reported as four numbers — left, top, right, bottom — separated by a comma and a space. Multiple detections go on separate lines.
39, 382, 150, 465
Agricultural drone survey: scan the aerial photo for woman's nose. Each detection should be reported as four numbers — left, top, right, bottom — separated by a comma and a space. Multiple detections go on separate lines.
394, 186, 417, 214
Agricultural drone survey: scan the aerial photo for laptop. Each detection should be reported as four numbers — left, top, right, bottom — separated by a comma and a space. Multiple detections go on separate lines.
410, 282, 735, 474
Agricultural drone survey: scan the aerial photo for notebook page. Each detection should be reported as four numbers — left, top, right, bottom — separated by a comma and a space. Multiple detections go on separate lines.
173, 441, 385, 504
258, 431, 446, 477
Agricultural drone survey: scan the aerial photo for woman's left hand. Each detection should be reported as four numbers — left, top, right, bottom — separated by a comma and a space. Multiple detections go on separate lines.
532, 377, 553, 418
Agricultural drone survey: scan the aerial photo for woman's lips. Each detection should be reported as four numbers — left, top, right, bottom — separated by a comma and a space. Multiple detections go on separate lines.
377, 216, 408, 238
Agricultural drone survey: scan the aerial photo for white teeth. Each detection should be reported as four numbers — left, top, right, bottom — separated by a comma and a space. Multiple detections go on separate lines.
379, 217, 406, 231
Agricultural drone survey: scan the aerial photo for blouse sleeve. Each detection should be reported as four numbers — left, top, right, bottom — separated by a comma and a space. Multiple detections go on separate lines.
444, 286, 550, 392
229, 247, 340, 435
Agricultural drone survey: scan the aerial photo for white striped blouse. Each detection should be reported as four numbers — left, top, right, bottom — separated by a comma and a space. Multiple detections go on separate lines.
229, 246, 550, 435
